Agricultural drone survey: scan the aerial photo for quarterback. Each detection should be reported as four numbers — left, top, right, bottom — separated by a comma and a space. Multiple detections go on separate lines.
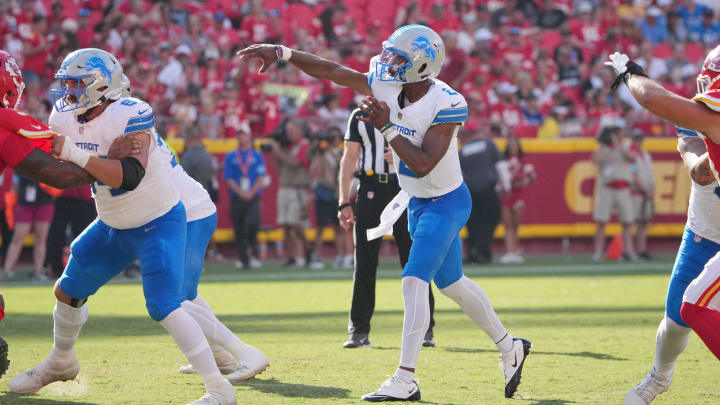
238, 25, 530, 401
115, 75, 269, 380
9, 49, 235, 405
606, 45, 720, 405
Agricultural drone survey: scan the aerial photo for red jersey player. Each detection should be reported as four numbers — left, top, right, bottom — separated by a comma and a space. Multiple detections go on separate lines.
0, 50, 95, 188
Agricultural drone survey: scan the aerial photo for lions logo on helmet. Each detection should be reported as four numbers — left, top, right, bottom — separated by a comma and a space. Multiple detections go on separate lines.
51, 48, 124, 115
375, 25, 445, 84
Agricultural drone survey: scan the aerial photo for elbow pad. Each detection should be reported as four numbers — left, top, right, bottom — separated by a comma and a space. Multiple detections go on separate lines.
119, 157, 145, 191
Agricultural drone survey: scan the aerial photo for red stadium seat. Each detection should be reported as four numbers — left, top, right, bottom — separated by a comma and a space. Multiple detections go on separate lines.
685, 43, 705, 62
540, 30, 563, 54
514, 125, 539, 138
653, 43, 673, 59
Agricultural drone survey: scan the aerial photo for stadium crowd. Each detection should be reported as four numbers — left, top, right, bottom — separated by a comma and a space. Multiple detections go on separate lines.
0, 0, 717, 272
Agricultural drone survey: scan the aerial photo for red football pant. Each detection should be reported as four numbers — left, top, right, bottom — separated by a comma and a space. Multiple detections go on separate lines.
680, 302, 720, 361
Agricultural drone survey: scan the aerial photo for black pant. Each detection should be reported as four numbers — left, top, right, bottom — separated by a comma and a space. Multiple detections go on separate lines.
0, 209, 13, 261
466, 187, 501, 263
349, 180, 436, 335
46, 198, 96, 276
230, 196, 260, 266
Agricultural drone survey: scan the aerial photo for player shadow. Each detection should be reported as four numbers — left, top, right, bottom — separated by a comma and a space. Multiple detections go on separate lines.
444, 347, 626, 361
518, 399, 576, 405
233, 377, 351, 399
0, 393, 98, 404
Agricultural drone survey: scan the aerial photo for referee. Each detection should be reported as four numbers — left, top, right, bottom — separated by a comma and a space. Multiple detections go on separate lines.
338, 108, 436, 348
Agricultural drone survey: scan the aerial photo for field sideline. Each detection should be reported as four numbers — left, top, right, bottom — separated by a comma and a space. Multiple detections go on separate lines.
0, 255, 718, 404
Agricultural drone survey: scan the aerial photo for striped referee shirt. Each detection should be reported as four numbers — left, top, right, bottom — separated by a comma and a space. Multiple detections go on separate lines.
344, 109, 395, 174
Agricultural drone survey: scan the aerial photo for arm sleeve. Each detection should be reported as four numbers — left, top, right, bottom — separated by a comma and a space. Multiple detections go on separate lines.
123, 102, 155, 135
432, 90, 468, 125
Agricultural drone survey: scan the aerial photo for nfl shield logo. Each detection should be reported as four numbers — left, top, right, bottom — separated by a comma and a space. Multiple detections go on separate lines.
79, 127, 84, 134
694, 235, 703, 243
392, 202, 400, 209
367, 191, 374, 199
398, 112, 402, 119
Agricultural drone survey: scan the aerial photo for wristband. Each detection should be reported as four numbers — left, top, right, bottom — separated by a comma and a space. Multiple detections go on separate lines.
275, 45, 292, 61
60, 137, 91, 168
382, 127, 399, 143
379, 121, 394, 133
338, 202, 352, 212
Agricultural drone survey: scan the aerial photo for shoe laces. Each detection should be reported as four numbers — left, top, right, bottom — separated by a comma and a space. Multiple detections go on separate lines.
635, 373, 669, 401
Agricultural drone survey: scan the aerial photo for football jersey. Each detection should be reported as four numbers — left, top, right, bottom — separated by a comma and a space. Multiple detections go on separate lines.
366, 66, 467, 198
49, 97, 179, 230
150, 129, 216, 222
691, 90, 720, 184
676, 124, 720, 244
0, 108, 55, 173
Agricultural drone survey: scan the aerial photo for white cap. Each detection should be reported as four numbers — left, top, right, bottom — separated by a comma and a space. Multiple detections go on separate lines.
176, 44, 192, 56
647, 7, 662, 17
577, 1, 593, 14
474, 27, 494, 42
497, 82, 518, 94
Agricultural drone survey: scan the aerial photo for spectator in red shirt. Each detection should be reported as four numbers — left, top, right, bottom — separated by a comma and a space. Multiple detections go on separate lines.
491, 82, 523, 128
241, 0, 274, 44
437, 32, 470, 89
22, 15, 51, 84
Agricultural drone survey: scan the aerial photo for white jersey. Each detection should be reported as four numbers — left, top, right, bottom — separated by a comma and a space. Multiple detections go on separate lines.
151, 129, 216, 222
367, 72, 467, 198
49, 97, 179, 229
676, 118, 720, 244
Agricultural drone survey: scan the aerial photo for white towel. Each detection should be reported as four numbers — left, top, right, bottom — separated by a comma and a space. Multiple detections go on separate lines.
366, 189, 411, 241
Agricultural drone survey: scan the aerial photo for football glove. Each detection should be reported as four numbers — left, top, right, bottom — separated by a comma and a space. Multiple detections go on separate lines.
605, 52, 647, 91
0, 336, 9, 378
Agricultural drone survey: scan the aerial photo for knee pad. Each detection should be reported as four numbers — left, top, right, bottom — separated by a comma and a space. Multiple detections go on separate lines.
58, 274, 91, 302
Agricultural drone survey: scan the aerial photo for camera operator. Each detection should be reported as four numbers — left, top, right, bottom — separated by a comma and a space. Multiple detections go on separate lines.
592, 121, 637, 261
265, 119, 312, 267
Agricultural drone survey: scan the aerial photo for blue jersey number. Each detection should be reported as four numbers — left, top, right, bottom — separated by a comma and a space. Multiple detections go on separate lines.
441, 88, 458, 96
120, 99, 137, 106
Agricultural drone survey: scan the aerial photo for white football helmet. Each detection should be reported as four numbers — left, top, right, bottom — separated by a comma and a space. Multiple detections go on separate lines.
51, 48, 124, 115
374, 25, 445, 84
120, 73, 131, 97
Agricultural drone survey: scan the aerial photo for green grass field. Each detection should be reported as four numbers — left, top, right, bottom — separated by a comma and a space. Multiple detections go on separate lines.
0, 254, 718, 405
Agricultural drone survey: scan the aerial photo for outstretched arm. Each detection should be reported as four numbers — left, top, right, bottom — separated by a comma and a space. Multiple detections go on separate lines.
52, 132, 149, 190
358, 96, 455, 178
237, 44, 372, 96
678, 136, 715, 186
14, 149, 95, 189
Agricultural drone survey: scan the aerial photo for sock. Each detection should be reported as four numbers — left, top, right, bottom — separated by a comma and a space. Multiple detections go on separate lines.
160, 308, 224, 385
440, 276, 513, 353
395, 367, 414, 383
49, 300, 88, 362
680, 302, 720, 360
398, 276, 430, 370
192, 295, 238, 365
182, 300, 251, 361
652, 316, 690, 380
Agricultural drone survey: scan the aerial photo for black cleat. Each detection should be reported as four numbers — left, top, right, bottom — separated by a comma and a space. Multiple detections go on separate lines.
343, 333, 371, 348
500, 337, 531, 398
422, 329, 436, 347
0, 336, 9, 378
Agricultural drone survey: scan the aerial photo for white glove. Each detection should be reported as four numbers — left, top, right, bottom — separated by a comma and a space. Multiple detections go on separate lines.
604, 52, 630, 76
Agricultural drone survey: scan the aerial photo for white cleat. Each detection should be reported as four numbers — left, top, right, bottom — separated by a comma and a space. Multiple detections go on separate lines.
361, 375, 421, 402
499, 337, 532, 398
623, 368, 671, 405
226, 346, 269, 381
187, 379, 237, 405
9, 354, 80, 395
180, 346, 238, 375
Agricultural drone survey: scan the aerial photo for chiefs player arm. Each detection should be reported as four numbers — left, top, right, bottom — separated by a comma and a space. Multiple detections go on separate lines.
677, 135, 715, 186
14, 148, 95, 188
627, 76, 720, 143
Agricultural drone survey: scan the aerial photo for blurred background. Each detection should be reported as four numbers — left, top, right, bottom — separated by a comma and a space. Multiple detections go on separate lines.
1, 0, 716, 277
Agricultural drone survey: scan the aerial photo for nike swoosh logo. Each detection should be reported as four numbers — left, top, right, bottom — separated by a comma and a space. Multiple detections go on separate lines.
144, 226, 156, 232
511, 353, 518, 368
408, 388, 415, 394
450, 102, 461, 107
138, 109, 148, 115
31, 124, 42, 129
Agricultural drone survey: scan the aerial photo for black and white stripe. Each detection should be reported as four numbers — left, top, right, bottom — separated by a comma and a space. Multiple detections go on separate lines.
344, 109, 392, 174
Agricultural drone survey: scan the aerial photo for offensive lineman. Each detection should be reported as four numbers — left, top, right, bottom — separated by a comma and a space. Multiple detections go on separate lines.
9, 49, 235, 405
238, 25, 530, 401
114, 75, 269, 380
606, 46, 720, 405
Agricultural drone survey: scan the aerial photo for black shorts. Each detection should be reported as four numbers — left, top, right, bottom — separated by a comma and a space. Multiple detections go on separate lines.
316, 198, 337, 228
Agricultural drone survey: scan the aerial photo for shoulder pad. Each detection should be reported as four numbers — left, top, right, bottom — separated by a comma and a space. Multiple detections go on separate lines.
432, 85, 468, 125
113, 98, 155, 135
692, 90, 720, 112
0, 109, 54, 140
